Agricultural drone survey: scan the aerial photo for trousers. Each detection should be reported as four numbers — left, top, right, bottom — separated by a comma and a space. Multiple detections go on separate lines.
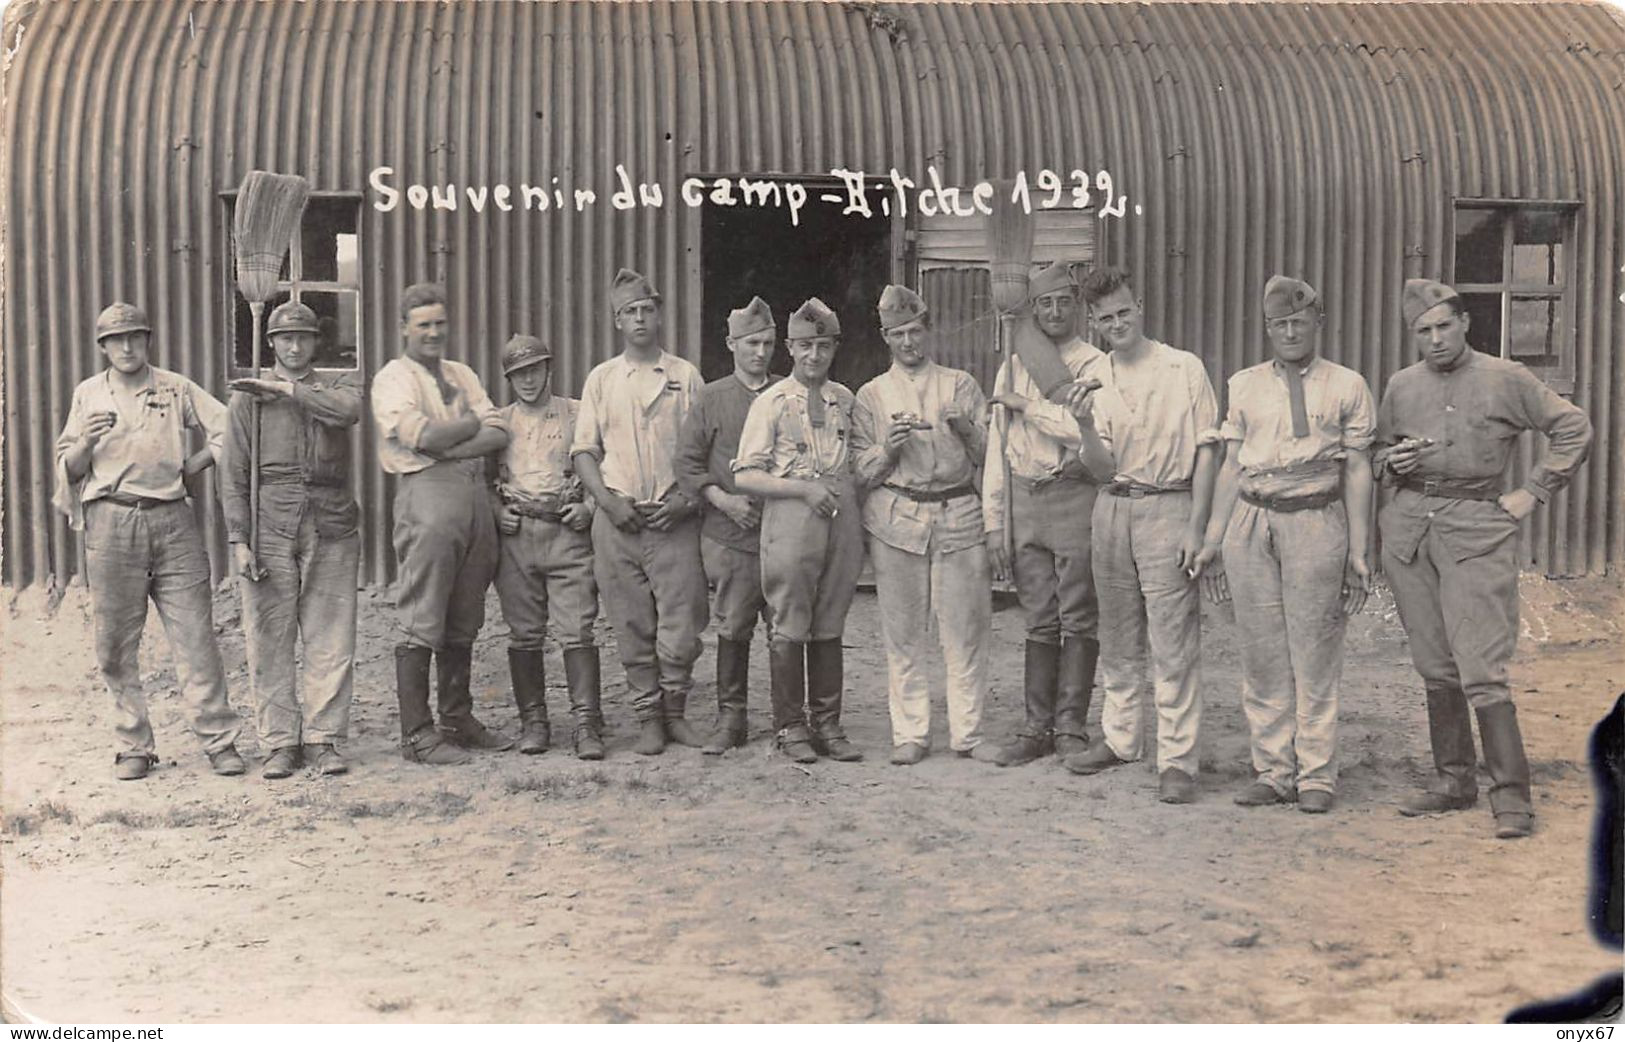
758, 480, 863, 644
1011, 478, 1100, 644
390, 463, 497, 649
700, 536, 771, 643
494, 516, 598, 651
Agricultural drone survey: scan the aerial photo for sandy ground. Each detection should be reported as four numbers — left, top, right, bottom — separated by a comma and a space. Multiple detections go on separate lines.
1, 571, 1620, 1024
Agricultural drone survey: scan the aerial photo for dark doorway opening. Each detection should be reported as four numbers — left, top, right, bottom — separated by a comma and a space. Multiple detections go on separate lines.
699, 177, 893, 389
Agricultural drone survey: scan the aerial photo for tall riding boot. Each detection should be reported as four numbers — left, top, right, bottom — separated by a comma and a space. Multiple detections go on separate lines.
1400, 682, 1479, 815
769, 638, 815, 763
437, 644, 514, 751
1476, 702, 1534, 838
396, 644, 468, 765
1054, 636, 1099, 758
663, 685, 704, 748
994, 641, 1059, 766
807, 639, 861, 762
508, 648, 550, 755
703, 637, 750, 755
563, 646, 604, 760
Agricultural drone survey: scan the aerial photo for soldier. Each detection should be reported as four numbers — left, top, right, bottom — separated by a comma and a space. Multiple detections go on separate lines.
982, 262, 1113, 767
1190, 276, 1377, 814
371, 282, 513, 766
1377, 278, 1592, 839
673, 296, 777, 755
490, 335, 602, 759
732, 298, 864, 764
852, 285, 996, 766
571, 268, 708, 756
53, 302, 245, 780
223, 301, 364, 779
1064, 266, 1222, 805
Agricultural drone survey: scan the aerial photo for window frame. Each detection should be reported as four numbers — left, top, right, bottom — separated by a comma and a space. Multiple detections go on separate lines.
219, 190, 365, 376
1448, 197, 1579, 395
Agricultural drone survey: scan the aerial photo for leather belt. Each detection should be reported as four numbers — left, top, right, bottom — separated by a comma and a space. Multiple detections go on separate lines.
1240, 488, 1340, 513
1105, 480, 1191, 499
1398, 477, 1502, 502
505, 493, 567, 522
882, 483, 976, 504
100, 491, 178, 509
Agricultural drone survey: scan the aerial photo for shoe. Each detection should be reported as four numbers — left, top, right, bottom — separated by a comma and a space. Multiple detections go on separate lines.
1158, 768, 1197, 804
402, 728, 472, 766
992, 733, 1052, 767
633, 718, 667, 756
1233, 781, 1290, 807
776, 726, 818, 764
890, 742, 929, 766
303, 743, 347, 776
442, 717, 515, 752
702, 710, 748, 756
114, 752, 154, 781
1063, 743, 1129, 776
262, 746, 301, 780
706, 638, 750, 756
208, 745, 247, 777
1053, 732, 1090, 759
1298, 790, 1334, 814
519, 719, 551, 755
665, 716, 706, 749
573, 724, 606, 761
1398, 789, 1477, 816
964, 743, 1002, 764
1495, 812, 1534, 839
814, 734, 863, 762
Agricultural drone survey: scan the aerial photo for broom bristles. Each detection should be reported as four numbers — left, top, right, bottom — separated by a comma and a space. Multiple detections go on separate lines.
234, 171, 310, 303
986, 182, 1036, 313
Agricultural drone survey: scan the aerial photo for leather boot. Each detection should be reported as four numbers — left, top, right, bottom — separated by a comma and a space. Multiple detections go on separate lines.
662, 687, 705, 748
769, 638, 816, 763
993, 641, 1059, 766
703, 637, 750, 755
634, 717, 667, 756
807, 638, 861, 762
563, 647, 604, 761
1053, 636, 1098, 758
1400, 682, 1479, 815
508, 648, 550, 755
1477, 702, 1534, 838
398, 644, 469, 766
437, 644, 514, 751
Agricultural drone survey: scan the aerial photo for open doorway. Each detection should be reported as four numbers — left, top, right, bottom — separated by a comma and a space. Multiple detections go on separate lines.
699, 177, 894, 388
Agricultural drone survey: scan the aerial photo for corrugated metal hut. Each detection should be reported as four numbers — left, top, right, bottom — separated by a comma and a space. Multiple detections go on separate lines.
4, 0, 1622, 587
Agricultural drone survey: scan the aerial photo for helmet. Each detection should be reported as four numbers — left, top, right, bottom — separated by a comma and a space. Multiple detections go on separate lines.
95, 302, 151, 341
501, 334, 553, 375
266, 301, 320, 336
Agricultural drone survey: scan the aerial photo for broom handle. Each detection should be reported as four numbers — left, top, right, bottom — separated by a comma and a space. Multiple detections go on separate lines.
997, 313, 1015, 569
249, 300, 264, 561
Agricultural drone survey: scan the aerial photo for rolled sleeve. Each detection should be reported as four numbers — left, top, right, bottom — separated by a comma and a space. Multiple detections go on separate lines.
569, 370, 606, 463
371, 364, 431, 450
849, 387, 893, 488
673, 395, 715, 501
186, 380, 229, 469
460, 368, 506, 433
1190, 360, 1223, 446
1219, 375, 1249, 443
1340, 376, 1378, 453
731, 394, 777, 473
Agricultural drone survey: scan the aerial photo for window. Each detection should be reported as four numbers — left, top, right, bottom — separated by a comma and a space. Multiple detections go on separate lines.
222, 194, 363, 371
1451, 201, 1577, 393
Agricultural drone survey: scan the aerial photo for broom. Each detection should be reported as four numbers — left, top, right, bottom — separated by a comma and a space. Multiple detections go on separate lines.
233, 170, 310, 561
986, 183, 1073, 397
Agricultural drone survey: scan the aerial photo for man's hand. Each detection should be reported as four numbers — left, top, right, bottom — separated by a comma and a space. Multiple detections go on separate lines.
80, 410, 117, 449
495, 504, 520, 536
645, 493, 695, 532
232, 543, 266, 582
707, 489, 760, 530
228, 377, 293, 402
1342, 555, 1373, 616
1176, 528, 1204, 577
986, 530, 1010, 583
940, 403, 977, 444
1383, 437, 1432, 477
1188, 543, 1229, 604
801, 481, 841, 519
600, 493, 645, 532
991, 391, 1029, 414
1497, 488, 1538, 522
884, 418, 915, 457
1057, 379, 1102, 420
562, 502, 593, 532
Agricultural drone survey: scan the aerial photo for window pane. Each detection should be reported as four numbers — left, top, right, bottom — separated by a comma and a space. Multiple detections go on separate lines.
1458, 292, 1503, 356
1453, 208, 1505, 284
299, 290, 361, 369
1512, 208, 1566, 286
300, 199, 360, 284
1508, 295, 1565, 369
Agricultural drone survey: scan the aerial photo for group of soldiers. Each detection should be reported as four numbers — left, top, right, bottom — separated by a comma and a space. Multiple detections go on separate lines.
54, 259, 1591, 840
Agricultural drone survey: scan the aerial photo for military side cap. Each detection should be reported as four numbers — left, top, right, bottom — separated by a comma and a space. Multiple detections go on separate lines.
267, 301, 320, 336
727, 296, 775, 339
877, 284, 928, 331
1403, 278, 1461, 328
787, 297, 840, 340
1028, 261, 1078, 300
1263, 275, 1319, 320
95, 302, 151, 340
502, 334, 553, 374
609, 268, 661, 312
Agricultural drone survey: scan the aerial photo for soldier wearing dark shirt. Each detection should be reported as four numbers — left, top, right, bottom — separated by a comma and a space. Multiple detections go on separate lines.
1377, 278, 1593, 839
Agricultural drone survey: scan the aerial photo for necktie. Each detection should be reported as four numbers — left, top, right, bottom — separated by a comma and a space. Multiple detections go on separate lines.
1284, 364, 1309, 438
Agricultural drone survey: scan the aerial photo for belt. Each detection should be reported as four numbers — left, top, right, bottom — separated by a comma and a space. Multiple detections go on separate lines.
1239, 488, 1340, 513
99, 491, 179, 509
1399, 477, 1502, 502
1104, 480, 1191, 499
882, 483, 976, 504
510, 503, 565, 523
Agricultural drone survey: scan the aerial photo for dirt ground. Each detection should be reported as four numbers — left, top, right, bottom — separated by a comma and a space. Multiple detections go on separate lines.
1, 570, 1620, 1024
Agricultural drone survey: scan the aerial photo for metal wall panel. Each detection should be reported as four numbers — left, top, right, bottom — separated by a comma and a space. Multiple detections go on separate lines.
4, 0, 1622, 587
